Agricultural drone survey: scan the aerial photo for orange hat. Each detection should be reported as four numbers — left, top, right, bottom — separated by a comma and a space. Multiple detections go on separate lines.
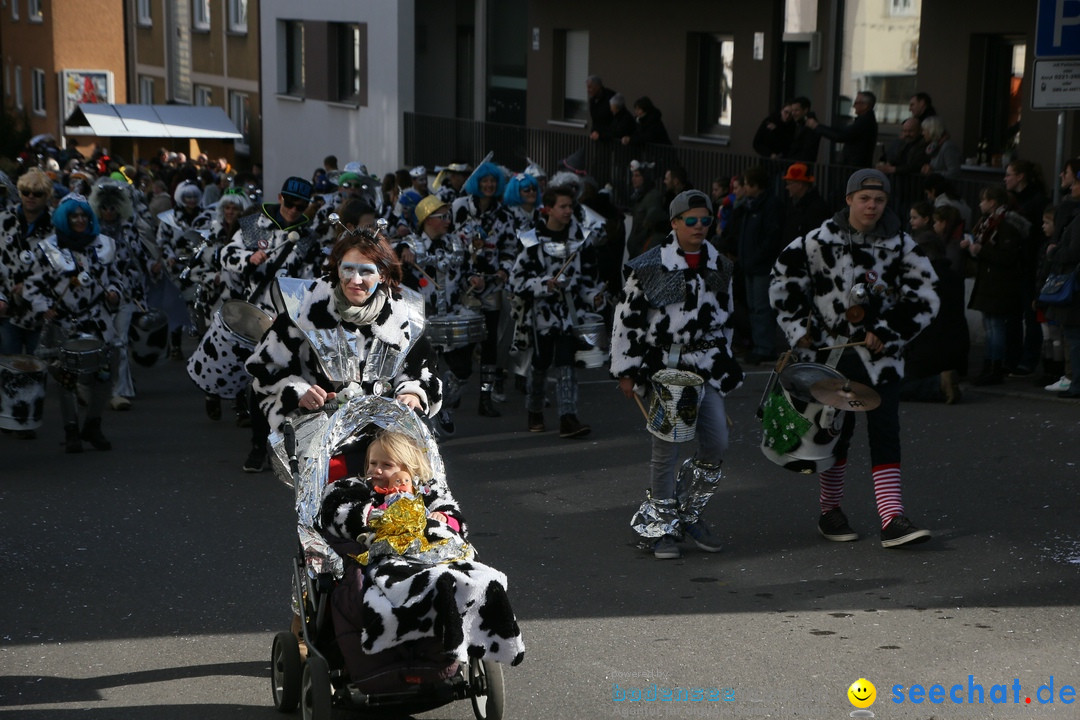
782, 163, 814, 183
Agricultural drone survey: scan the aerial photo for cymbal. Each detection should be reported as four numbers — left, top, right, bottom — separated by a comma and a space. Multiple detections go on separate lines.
809, 378, 881, 411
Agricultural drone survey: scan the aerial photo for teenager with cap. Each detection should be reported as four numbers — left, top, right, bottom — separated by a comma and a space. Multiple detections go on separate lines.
219, 175, 321, 472
611, 189, 743, 559
769, 168, 940, 548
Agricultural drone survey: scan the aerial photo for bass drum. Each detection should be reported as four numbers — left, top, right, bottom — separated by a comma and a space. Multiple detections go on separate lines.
759, 362, 846, 474
0, 355, 47, 430
129, 308, 169, 367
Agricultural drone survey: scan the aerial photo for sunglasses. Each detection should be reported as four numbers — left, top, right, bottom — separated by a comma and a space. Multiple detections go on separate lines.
20, 189, 46, 198
678, 215, 714, 228
281, 197, 308, 210
428, 212, 451, 221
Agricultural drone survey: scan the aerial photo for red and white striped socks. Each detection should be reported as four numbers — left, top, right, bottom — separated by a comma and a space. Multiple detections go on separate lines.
872, 463, 903, 528
818, 460, 847, 513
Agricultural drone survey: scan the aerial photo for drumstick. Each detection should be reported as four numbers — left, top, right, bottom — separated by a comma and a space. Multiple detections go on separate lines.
409, 261, 442, 290
551, 248, 582, 283
817, 340, 868, 351
632, 393, 649, 421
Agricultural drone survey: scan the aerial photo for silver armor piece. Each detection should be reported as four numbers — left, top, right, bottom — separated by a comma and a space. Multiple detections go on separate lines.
675, 458, 723, 526
630, 493, 681, 545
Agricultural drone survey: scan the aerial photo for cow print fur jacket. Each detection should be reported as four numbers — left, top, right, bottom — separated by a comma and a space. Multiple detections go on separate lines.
245, 278, 442, 432
320, 474, 525, 666
768, 208, 940, 385
610, 233, 743, 395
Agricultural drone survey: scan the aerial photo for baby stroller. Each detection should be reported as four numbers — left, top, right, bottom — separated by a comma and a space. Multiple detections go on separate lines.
267, 393, 508, 720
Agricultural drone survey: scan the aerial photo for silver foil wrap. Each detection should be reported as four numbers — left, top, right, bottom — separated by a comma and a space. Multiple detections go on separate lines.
630, 493, 681, 546
268, 394, 447, 580
675, 458, 723, 526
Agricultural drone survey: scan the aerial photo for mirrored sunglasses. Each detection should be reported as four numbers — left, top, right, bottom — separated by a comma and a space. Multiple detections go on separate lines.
679, 215, 714, 228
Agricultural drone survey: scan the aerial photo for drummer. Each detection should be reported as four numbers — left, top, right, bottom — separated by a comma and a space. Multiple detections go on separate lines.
155, 179, 213, 358
396, 195, 478, 436
611, 189, 743, 560
769, 168, 940, 548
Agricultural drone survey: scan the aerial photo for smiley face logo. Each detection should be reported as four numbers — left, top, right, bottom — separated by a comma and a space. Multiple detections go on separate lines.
847, 678, 877, 709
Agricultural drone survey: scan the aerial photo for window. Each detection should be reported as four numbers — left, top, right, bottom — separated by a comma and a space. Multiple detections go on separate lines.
335, 22, 367, 104
192, 0, 209, 31
975, 36, 1026, 162
695, 34, 735, 135
139, 75, 155, 104
560, 29, 589, 121
14, 66, 23, 109
838, 0, 921, 124
10, 0, 18, 21
280, 20, 305, 96
31, 68, 45, 114
137, 0, 152, 26
227, 0, 247, 33
27, 0, 41, 22
890, 0, 917, 17
229, 90, 250, 154
194, 85, 212, 106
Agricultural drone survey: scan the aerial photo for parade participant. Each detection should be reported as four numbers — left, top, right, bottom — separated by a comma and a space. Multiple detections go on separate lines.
0, 168, 54, 358
769, 169, 939, 547
89, 178, 152, 412
22, 194, 126, 453
612, 190, 742, 560
452, 161, 509, 419
154, 178, 212, 358
397, 195, 477, 435
408, 166, 430, 199
509, 184, 603, 438
434, 161, 470, 205
245, 227, 442, 446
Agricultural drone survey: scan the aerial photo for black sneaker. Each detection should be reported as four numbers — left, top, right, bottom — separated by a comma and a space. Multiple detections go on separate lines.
437, 409, 456, 436
243, 447, 268, 473
685, 520, 723, 552
818, 508, 859, 542
880, 515, 931, 548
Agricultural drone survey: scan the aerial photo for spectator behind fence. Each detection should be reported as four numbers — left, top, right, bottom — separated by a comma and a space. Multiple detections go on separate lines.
806, 91, 878, 168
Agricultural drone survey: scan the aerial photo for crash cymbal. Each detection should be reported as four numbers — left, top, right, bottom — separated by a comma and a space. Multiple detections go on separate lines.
810, 377, 881, 411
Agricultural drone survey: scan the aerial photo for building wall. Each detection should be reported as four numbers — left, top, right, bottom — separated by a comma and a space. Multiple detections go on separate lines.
260, 0, 415, 189
415, 0, 465, 117
525, 0, 783, 155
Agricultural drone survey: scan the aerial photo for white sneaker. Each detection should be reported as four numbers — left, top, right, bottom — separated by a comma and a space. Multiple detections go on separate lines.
110, 395, 132, 411
1045, 376, 1072, 392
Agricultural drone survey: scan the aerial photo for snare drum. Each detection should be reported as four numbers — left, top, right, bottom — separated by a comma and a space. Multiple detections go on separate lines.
426, 311, 487, 349
646, 369, 705, 443
219, 300, 274, 347
129, 308, 169, 367
572, 312, 607, 348
0, 355, 47, 430
60, 335, 108, 376
759, 362, 846, 474
186, 301, 273, 399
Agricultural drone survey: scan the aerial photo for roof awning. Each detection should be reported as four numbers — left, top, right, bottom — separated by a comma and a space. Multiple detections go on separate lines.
64, 103, 243, 139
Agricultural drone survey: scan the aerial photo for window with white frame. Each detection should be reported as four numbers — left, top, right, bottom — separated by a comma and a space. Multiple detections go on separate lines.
27, 0, 41, 22
560, 29, 589, 121
227, 0, 247, 33
280, 20, 305, 96
890, 0, 917, 17
14, 66, 23, 109
229, 90, 250, 154
192, 0, 210, 31
334, 22, 367, 104
694, 33, 735, 135
137, 0, 152, 26
195, 85, 212, 106
139, 75, 155, 104
31, 68, 45, 114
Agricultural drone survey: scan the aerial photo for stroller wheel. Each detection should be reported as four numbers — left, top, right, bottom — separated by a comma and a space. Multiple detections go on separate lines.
469, 659, 505, 720
301, 654, 332, 720
271, 631, 302, 712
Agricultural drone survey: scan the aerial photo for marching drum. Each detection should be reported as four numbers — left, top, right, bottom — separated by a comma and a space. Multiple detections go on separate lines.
0, 355, 47, 430
759, 362, 846, 474
186, 300, 274, 399
59, 335, 109, 376
646, 369, 705, 443
129, 308, 169, 367
426, 310, 487, 349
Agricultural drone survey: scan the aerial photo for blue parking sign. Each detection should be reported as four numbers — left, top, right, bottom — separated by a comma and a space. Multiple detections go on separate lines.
1037, 0, 1080, 57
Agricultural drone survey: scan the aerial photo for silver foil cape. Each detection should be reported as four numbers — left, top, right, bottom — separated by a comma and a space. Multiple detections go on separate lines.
630, 458, 722, 545
272, 277, 426, 393
268, 394, 447, 579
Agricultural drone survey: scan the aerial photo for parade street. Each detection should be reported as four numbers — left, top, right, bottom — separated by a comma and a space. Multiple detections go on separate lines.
1, 358, 1078, 720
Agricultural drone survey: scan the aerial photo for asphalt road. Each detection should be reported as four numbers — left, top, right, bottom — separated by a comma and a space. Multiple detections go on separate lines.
1, 355, 1078, 720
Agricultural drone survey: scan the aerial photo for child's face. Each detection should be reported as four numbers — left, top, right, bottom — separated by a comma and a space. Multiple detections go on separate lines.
909, 210, 929, 231
1043, 214, 1054, 238
367, 442, 413, 494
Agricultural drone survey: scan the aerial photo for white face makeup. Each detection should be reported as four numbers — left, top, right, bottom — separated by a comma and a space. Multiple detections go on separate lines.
339, 262, 380, 283
338, 249, 384, 305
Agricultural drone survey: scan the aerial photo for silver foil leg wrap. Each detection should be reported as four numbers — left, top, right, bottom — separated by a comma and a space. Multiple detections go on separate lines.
555, 364, 577, 416
631, 492, 682, 547
480, 364, 497, 392
675, 458, 722, 526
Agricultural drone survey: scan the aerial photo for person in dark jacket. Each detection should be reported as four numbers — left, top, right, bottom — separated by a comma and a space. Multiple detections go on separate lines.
622, 96, 672, 147
787, 97, 822, 163
807, 91, 879, 168
606, 93, 637, 142
780, 162, 831, 245
753, 104, 795, 158
586, 75, 616, 141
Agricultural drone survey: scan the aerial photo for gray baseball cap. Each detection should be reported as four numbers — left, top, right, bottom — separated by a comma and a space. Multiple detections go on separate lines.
669, 189, 713, 220
845, 168, 890, 196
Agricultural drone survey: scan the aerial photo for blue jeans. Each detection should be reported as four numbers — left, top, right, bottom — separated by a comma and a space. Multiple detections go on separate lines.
650, 386, 728, 499
0, 319, 41, 356
982, 313, 1008, 363
745, 274, 776, 358
1064, 325, 1080, 394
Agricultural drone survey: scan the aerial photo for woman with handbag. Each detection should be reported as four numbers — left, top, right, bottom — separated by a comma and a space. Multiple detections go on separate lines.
1041, 197, 1080, 399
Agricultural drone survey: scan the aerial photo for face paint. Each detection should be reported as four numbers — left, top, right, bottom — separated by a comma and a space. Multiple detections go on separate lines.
340, 262, 381, 291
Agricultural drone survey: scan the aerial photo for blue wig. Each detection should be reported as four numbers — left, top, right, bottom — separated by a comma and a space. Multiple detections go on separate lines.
503, 173, 539, 207
463, 162, 507, 198
51, 194, 100, 239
